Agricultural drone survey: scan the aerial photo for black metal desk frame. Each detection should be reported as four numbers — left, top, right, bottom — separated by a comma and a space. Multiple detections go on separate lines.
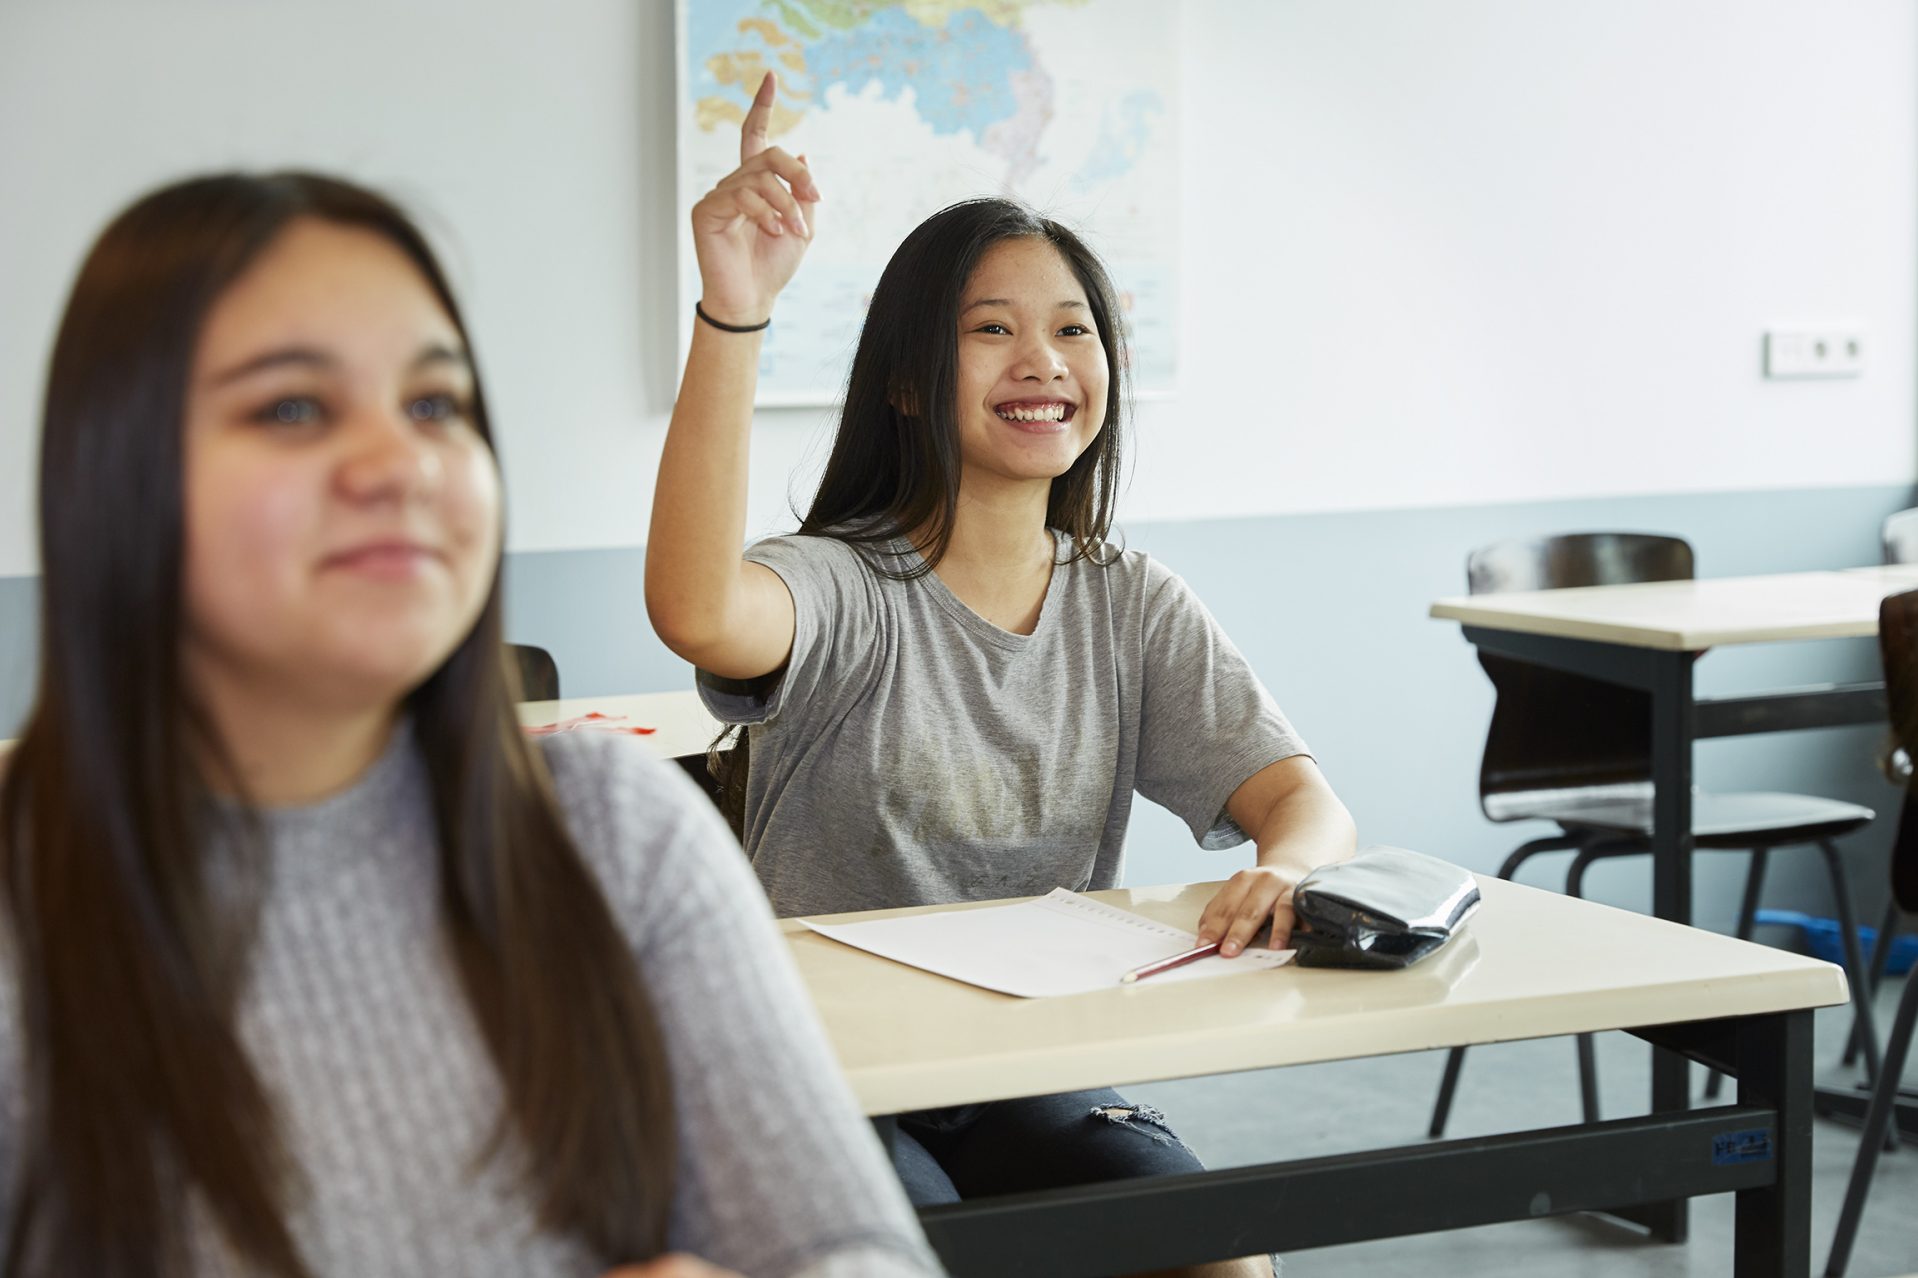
861, 619, 1862, 1275
894, 1005, 1815, 1276
1456, 624, 1891, 1243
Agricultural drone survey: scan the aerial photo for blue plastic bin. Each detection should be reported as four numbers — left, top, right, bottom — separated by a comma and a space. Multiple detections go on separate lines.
1753, 909, 1917, 976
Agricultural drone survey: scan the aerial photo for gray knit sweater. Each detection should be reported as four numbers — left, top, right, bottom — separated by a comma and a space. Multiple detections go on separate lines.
0, 727, 942, 1278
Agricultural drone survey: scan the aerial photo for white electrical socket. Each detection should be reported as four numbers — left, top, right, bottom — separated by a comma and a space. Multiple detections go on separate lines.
1765, 327, 1866, 379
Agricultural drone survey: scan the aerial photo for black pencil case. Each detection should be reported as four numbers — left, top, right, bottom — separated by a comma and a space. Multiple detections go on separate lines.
1290, 846, 1481, 970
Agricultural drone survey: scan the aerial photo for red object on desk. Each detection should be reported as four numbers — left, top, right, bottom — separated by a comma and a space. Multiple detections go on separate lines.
1118, 941, 1223, 985
524, 713, 657, 737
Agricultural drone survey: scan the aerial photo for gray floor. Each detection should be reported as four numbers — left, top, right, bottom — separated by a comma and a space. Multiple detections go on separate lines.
1130, 976, 1918, 1277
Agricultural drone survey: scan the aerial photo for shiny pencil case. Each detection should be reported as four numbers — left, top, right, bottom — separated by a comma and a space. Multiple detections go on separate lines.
1290, 846, 1481, 970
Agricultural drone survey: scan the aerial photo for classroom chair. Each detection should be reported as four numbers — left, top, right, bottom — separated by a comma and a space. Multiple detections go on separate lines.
508, 643, 560, 702
1428, 532, 1880, 1137
1825, 588, 1918, 1277
1836, 505, 1918, 1072
1881, 504, 1918, 565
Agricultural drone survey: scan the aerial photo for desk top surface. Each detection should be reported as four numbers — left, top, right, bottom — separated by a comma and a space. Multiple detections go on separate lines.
1429, 565, 1918, 650
515, 689, 718, 760
783, 875, 1848, 1115
0, 691, 719, 761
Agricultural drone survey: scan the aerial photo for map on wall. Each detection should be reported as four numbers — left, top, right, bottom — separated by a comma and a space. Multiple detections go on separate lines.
676, 0, 1180, 406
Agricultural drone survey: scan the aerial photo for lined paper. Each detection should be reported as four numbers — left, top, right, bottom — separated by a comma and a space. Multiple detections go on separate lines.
801, 888, 1294, 998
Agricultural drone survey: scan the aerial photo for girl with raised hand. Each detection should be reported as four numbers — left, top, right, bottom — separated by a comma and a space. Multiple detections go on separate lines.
0, 171, 940, 1278
649, 74, 1354, 1278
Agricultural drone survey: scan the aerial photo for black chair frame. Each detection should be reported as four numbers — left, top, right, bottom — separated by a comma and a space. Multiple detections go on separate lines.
1825, 590, 1918, 1277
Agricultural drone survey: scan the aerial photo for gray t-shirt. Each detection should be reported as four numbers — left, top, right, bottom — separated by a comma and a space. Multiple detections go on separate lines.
0, 728, 941, 1278
699, 534, 1308, 917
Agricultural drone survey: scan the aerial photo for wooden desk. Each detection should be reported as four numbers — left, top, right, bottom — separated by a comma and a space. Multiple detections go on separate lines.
1430, 566, 1907, 1239
515, 690, 720, 763
786, 876, 1846, 1276
4, 692, 718, 769
1431, 568, 1918, 651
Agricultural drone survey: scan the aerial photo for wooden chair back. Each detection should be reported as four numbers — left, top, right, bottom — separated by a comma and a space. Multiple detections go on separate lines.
1470, 533, 1694, 821
1467, 531, 1694, 594
508, 643, 560, 703
1883, 507, 1918, 566
1879, 589, 1918, 913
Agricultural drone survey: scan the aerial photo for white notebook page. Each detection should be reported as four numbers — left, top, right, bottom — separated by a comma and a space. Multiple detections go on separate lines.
801, 887, 1294, 998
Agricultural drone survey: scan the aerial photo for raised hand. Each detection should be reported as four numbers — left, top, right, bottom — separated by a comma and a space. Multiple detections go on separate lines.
690, 71, 822, 327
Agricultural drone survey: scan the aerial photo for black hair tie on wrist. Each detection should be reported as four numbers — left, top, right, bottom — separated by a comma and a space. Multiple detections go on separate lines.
695, 301, 771, 333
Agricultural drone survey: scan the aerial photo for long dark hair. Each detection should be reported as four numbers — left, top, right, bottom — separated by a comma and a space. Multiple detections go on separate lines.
0, 173, 675, 1275
797, 197, 1130, 574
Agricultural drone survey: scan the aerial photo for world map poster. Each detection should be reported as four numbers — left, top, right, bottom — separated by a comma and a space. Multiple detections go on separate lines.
676, 0, 1180, 405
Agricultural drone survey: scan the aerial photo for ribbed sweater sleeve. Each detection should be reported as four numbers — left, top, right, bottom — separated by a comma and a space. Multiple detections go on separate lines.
543, 732, 944, 1278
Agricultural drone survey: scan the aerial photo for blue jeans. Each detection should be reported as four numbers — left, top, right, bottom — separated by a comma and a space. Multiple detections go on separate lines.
888, 1087, 1202, 1204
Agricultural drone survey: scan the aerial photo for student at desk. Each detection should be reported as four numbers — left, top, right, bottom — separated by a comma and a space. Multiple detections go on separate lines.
0, 174, 939, 1278
648, 75, 1356, 1278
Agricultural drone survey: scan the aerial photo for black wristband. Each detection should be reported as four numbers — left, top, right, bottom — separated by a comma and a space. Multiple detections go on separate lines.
695, 301, 771, 333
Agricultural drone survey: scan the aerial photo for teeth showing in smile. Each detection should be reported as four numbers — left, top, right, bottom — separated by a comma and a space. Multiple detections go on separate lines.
996, 403, 1068, 423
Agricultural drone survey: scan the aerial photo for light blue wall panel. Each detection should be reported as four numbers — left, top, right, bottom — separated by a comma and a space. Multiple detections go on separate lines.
0, 575, 34, 738
1114, 484, 1913, 930
2, 484, 1911, 931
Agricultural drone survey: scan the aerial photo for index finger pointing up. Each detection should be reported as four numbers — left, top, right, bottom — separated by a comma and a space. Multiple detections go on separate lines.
741, 71, 776, 163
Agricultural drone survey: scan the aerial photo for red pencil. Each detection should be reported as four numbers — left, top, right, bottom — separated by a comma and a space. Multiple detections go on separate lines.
1119, 941, 1222, 985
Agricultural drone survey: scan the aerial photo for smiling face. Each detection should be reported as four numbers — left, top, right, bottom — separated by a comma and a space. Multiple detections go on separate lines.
952, 236, 1111, 495
179, 217, 502, 716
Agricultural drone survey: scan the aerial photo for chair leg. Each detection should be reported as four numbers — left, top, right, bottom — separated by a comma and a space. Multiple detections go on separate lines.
1566, 846, 1607, 1123
1428, 830, 1586, 1139
1824, 958, 1918, 1277
1817, 840, 1886, 1089
1706, 849, 1772, 1101
1495, 831, 1581, 883
1843, 898, 1901, 1068
1733, 848, 1770, 943
1575, 1032, 1601, 1123
1429, 1047, 1466, 1138
1564, 847, 1601, 898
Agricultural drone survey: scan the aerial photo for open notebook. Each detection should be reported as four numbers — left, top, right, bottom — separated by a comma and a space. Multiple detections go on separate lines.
800, 888, 1295, 998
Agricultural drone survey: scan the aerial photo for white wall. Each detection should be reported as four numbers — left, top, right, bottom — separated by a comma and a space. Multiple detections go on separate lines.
1, 0, 1912, 579
1149, 1, 1918, 523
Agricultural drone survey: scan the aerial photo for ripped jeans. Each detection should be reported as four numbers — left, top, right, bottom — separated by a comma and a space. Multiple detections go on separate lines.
887, 1088, 1199, 1205
891, 1094, 1282, 1274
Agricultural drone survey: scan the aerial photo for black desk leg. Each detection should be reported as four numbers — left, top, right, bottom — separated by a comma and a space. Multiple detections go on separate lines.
1735, 1010, 1814, 1277
1650, 649, 1697, 927
1645, 648, 1698, 1243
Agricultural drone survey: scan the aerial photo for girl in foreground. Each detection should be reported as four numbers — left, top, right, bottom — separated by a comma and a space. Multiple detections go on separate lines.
648, 76, 1355, 1278
0, 172, 940, 1278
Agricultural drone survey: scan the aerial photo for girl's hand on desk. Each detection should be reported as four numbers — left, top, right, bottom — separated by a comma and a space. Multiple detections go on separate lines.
1195, 867, 1302, 956
1201, 756, 1358, 954
691, 70, 822, 327
602, 1256, 744, 1278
